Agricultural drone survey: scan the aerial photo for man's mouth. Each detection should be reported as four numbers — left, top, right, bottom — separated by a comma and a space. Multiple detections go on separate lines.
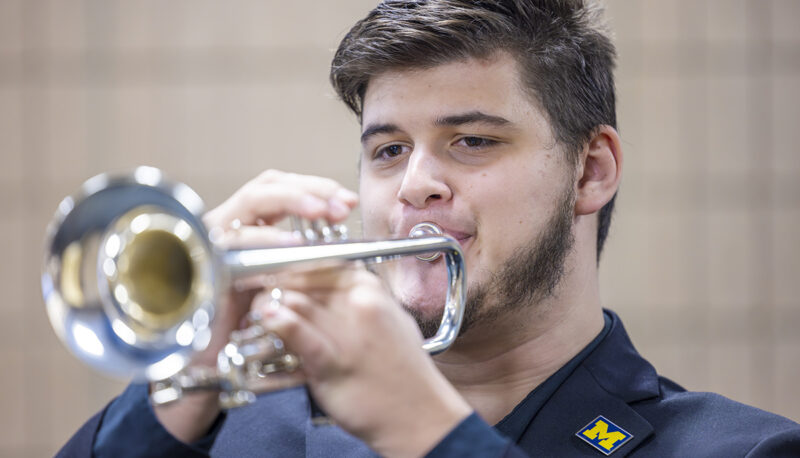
446, 231, 471, 244
444, 233, 472, 252
410, 224, 473, 254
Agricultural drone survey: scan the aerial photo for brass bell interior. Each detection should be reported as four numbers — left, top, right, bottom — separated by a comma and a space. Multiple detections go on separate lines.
118, 230, 193, 322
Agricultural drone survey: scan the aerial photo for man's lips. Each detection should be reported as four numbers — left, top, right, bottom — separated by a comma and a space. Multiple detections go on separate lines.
440, 229, 471, 242
403, 223, 473, 249
445, 232, 472, 249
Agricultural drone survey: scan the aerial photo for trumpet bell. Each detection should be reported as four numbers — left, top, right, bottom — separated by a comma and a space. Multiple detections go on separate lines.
42, 167, 217, 381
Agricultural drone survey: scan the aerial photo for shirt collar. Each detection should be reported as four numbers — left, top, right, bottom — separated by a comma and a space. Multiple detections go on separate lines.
494, 311, 614, 442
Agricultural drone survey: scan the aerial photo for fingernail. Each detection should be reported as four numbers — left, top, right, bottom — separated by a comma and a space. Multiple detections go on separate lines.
335, 188, 359, 204
329, 198, 349, 220
264, 302, 289, 319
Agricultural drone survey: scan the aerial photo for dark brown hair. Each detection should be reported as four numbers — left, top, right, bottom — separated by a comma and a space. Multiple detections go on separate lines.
330, 0, 618, 258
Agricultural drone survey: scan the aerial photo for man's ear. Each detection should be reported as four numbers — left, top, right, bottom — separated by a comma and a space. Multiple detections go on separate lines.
574, 125, 623, 216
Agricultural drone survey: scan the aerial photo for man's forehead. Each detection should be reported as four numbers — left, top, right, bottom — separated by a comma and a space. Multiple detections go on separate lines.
364, 53, 521, 98
367, 62, 508, 104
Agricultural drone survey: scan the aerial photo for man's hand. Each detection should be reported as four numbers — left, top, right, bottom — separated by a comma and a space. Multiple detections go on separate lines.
152, 169, 471, 455
254, 265, 472, 458
152, 169, 358, 443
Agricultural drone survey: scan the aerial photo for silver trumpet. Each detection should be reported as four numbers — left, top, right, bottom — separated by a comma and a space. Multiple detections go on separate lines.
42, 167, 466, 408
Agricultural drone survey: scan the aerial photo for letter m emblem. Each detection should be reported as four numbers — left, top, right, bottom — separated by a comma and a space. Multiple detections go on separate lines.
576, 415, 633, 455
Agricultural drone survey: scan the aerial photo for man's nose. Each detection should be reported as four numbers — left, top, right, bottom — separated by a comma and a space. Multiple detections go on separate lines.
397, 149, 452, 208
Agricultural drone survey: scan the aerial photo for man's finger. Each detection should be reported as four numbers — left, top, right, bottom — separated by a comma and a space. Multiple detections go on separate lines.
260, 302, 337, 376
270, 263, 367, 293
253, 170, 359, 208
206, 171, 359, 228
206, 183, 335, 228
212, 225, 303, 250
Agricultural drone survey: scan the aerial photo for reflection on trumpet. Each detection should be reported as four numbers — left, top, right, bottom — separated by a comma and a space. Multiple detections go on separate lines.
42, 166, 466, 408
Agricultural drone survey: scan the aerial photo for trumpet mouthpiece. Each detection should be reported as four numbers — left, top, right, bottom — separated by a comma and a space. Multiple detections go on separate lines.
409, 222, 443, 262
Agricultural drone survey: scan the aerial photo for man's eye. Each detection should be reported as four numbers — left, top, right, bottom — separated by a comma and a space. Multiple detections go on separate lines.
456, 136, 497, 148
375, 144, 408, 159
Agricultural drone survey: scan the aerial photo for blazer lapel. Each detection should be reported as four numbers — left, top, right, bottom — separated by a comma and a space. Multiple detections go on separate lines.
517, 311, 660, 456
519, 365, 654, 456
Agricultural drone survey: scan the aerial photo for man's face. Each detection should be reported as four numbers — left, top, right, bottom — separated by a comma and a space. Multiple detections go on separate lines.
358, 52, 576, 336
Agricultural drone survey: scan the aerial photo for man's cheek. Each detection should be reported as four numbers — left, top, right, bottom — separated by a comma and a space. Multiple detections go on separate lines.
358, 201, 382, 237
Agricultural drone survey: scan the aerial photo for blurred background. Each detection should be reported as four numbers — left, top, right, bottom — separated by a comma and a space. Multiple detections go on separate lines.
0, 0, 798, 455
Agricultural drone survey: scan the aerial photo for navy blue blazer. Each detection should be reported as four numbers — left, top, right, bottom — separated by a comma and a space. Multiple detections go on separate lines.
58, 311, 800, 457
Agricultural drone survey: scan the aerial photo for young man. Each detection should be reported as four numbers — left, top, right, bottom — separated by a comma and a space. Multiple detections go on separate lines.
61, 1, 800, 456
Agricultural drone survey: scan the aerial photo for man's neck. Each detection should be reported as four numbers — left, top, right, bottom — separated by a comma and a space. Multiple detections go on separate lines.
433, 269, 605, 425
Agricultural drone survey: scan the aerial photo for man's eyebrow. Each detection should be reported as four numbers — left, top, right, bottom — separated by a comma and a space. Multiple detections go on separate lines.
434, 111, 512, 127
361, 123, 400, 144
360, 112, 511, 144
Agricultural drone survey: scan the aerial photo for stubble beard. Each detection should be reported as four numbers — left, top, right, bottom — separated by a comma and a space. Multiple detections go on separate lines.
405, 187, 576, 339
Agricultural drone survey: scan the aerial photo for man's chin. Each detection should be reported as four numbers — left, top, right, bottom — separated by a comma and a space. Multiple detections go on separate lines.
398, 285, 443, 313
402, 301, 445, 340
385, 264, 447, 310
380, 260, 468, 338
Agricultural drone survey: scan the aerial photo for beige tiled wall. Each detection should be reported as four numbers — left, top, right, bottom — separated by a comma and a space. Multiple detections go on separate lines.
0, 1, 798, 456
603, 0, 800, 427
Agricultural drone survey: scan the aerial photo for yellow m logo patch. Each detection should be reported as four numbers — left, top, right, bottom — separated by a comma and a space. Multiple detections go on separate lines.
576, 416, 633, 455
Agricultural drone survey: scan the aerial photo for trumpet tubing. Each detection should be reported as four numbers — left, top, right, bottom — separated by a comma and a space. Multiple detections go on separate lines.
42, 167, 466, 407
